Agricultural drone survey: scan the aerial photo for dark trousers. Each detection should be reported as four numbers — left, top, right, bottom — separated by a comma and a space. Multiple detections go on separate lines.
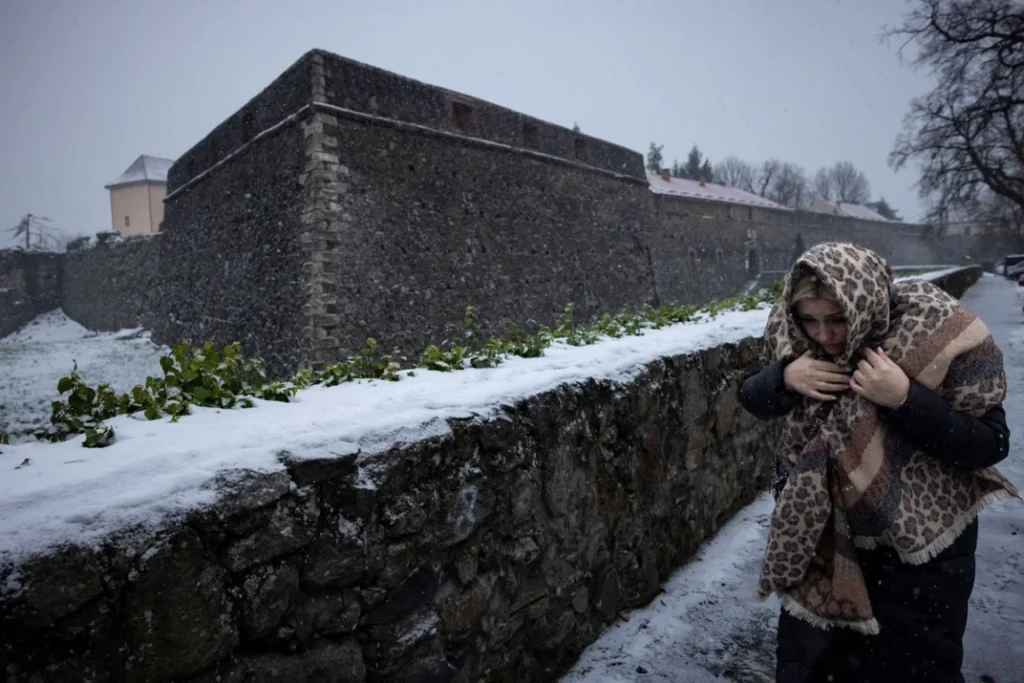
775, 520, 978, 683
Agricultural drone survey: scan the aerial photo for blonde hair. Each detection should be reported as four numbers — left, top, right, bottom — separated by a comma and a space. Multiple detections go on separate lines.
790, 274, 837, 304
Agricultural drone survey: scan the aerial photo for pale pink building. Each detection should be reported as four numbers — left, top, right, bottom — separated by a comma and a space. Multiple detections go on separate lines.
105, 155, 174, 237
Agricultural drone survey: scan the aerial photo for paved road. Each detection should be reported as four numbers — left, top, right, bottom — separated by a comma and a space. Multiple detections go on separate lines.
561, 274, 1024, 683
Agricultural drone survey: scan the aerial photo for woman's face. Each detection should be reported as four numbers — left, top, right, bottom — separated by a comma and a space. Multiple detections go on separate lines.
794, 298, 848, 357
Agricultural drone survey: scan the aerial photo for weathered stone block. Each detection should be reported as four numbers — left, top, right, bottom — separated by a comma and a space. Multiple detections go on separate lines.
223, 493, 319, 572
240, 564, 300, 640
302, 529, 366, 590
365, 564, 439, 626
368, 606, 441, 662
280, 590, 348, 643
439, 580, 489, 635
11, 545, 105, 629
122, 530, 238, 682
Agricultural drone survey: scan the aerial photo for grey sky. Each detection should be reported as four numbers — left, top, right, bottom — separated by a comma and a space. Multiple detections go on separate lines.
0, 0, 932, 242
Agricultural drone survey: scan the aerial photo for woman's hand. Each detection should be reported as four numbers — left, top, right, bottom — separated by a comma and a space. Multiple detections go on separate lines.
783, 350, 851, 401
850, 348, 910, 409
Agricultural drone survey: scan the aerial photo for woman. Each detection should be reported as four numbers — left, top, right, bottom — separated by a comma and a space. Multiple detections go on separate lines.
738, 242, 1020, 683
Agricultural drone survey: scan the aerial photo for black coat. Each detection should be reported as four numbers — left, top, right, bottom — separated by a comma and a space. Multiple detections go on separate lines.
739, 359, 1010, 683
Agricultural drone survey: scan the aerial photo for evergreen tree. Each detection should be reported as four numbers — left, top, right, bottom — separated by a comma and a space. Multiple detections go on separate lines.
866, 197, 902, 221
684, 145, 704, 180
646, 142, 665, 174
701, 159, 714, 183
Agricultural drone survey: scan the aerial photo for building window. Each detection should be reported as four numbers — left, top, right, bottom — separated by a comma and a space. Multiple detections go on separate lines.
522, 123, 539, 149
452, 101, 475, 131
124, 216, 130, 228
574, 137, 590, 163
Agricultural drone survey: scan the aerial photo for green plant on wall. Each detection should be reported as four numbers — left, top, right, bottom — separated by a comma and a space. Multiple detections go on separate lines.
28, 283, 794, 449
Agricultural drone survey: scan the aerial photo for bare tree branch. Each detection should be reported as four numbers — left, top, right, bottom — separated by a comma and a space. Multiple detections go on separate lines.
6, 214, 65, 252
886, 0, 1024, 244
712, 156, 756, 192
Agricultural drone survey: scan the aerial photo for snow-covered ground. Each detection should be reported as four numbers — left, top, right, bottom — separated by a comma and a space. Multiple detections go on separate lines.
0, 312, 166, 442
560, 273, 1024, 683
0, 305, 775, 568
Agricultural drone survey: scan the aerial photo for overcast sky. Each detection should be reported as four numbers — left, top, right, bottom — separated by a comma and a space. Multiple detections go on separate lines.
0, 0, 932, 242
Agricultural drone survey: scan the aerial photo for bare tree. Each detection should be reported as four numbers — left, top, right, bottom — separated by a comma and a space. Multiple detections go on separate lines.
713, 156, 756, 191
768, 162, 810, 208
811, 167, 834, 202
886, 0, 1024, 240
831, 161, 872, 203
808, 162, 871, 203
754, 159, 782, 197
6, 214, 66, 252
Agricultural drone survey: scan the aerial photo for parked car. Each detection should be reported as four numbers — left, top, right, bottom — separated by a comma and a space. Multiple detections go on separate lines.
1003, 253, 1024, 278
1008, 261, 1024, 280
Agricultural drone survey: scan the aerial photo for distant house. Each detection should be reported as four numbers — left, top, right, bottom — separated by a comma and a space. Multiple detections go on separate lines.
104, 155, 174, 237
808, 199, 891, 222
647, 170, 788, 210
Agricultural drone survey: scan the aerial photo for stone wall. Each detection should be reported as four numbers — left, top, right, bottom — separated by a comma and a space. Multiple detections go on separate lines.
646, 193, 951, 306
60, 236, 161, 332
152, 122, 313, 378
0, 250, 60, 338
167, 54, 313, 193
927, 264, 983, 298
0, 337, 770, 683
304, 106, 657, 367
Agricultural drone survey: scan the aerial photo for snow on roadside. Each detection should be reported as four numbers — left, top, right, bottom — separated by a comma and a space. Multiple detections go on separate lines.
561, 494, 779, 683
0, 311, 166, 443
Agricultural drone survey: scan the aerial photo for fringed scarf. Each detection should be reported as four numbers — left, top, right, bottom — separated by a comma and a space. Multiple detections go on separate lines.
756, 242, 1022, 634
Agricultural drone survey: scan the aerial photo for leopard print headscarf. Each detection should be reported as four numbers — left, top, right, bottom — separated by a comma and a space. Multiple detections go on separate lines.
756, 242, 1022, 634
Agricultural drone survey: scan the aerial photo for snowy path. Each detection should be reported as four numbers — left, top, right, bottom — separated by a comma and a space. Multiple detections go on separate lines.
561, 274, 1024, 683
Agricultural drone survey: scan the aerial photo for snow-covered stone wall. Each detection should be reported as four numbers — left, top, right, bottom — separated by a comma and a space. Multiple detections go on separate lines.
926, 263, 984, 298
0, 250, 60, 338
1, 336, 770, 683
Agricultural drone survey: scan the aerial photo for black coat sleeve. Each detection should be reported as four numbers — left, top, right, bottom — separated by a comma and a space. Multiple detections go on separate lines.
881, 381, 1010, 470
738, 358, 803, 419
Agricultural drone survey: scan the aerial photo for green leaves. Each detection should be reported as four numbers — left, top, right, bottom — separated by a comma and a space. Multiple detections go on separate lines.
31, 290, 778, 449
409, 292, 775, 375
34, 363, 125, 447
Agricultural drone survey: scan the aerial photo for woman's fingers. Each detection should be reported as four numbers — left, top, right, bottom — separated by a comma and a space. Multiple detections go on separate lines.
813, 360, 847, 373
877, 347, 898, 368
